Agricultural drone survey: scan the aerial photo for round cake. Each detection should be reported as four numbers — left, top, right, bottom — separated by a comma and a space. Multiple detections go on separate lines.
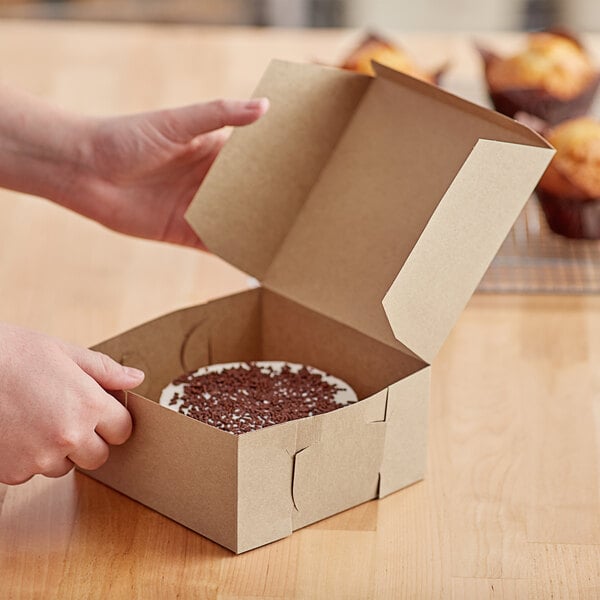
159, 361, 358, 434
537, 117, 600, 238
478, 30, 600, 125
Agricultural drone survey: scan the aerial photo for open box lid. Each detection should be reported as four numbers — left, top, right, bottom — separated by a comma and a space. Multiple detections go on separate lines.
186, 60, 553, 364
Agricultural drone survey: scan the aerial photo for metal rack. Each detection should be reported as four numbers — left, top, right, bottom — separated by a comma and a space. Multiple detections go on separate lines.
479, 197, 600, 293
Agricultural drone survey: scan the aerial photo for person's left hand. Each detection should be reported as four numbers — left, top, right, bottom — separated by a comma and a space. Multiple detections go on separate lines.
63, 98, 268, 249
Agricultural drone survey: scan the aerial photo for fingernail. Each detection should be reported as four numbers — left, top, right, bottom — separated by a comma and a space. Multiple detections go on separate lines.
246, 97, 269, 112
124, 366, 145, 381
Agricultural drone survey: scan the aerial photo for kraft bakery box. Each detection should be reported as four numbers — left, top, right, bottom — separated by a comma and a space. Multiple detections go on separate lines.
84, 60, 553, 553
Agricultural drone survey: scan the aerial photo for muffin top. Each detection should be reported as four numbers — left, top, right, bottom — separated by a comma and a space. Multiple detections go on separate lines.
342, 37, 434, 83
486, 33, 596, 98
540, 117, 600, 198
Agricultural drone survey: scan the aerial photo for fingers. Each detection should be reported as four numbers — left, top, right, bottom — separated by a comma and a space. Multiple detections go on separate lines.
185, 97, 269, 133
188, 128, 228, 156
48, 389, 131, 473
0, 328, 137, 485
60, 345, 135, 446
95, 392, 133, 446
153, 97, 269, 142
45, 389, 131, 475
0, 471, 35, 486
71, 347, 144, 391
67, 432, 110, 471
41, 456, 75, 479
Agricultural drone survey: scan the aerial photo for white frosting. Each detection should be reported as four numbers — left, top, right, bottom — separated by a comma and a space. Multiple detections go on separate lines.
159, 361, 358, 420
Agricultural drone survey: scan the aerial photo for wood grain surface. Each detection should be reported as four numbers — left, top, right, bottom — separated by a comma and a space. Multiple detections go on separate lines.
0, 21, 599, 599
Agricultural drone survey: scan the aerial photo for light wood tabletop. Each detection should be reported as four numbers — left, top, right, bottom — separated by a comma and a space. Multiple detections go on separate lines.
1, 20, 599, 599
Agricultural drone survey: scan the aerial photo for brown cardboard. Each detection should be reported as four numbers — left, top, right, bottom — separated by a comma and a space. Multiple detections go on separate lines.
91, 390, 239, 549
382, 138, 553, 362
90, 288, 425, 552
185, 60, 371, 281
289, 391, 386, 531
379, 368, 431, 497
85, 59, 553, 553
188, 60, 553, 363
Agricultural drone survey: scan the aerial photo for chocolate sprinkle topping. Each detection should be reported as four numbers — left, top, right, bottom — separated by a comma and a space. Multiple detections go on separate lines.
169, 362, 354, 434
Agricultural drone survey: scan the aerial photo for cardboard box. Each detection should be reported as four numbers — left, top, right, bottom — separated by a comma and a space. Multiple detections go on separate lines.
84, 60, 553, 553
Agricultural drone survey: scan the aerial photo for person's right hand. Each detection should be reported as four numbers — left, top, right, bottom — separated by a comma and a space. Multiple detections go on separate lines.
0, 323, 143, 485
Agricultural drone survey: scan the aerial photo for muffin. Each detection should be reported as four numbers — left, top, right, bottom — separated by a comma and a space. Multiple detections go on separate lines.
159, 361, 358, 434
479, 30, 600, 125
537, 117, 600, 238
341, 33, 445, 84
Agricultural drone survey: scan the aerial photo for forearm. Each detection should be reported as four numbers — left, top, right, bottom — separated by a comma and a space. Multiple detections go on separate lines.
0, 83, 92, 204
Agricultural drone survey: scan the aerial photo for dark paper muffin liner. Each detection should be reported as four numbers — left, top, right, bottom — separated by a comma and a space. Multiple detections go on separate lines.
537, 188, 600, 239
488, 76, 600, 126
477, 44, 600, 126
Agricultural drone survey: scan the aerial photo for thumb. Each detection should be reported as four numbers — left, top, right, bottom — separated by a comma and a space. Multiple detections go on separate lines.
150, 97, 269, 143
72, 348, 145, 391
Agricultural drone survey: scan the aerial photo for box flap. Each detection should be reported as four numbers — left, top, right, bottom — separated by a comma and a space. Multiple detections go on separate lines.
378, 366, 430, 498
186, 60, 370, 281
381, 137, 553, 363
290, 390, 386, 530
187, 61, 553, 363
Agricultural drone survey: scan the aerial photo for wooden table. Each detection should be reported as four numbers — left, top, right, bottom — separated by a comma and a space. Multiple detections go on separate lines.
1, 21, 599, 599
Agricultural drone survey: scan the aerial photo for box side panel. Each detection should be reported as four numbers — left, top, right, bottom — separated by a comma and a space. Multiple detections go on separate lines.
379, 366, 431, 498
186, 60, 371, 280
382, 139, 554, 363
82, 392, 239, 551
236, 422, 298, 553
264, 74, 553, 356
261, 289, 425, 400
93, 288, 262, 400
207, 290, 263, 365
290, 389, 387, 530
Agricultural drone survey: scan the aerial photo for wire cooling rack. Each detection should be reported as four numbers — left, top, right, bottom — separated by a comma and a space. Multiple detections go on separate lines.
478, 197, 600, 294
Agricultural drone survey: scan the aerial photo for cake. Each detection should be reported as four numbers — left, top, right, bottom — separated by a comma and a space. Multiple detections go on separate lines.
340, 33, 445, 84
537, 117, 600, 238
478, 30, 600, 125
159, 361, 358, 434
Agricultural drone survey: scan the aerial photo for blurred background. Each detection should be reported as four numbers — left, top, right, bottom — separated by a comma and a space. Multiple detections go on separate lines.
0, 0, 597, 31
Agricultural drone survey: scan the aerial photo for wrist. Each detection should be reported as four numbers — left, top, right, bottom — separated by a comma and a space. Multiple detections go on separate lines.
22, 112, 98, 207
43, 115, 100, 207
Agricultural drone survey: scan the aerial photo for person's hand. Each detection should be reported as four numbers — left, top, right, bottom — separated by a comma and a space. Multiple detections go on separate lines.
64, 98, 269, 249
0, 85, 267, 248
0, 323, 143, 485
